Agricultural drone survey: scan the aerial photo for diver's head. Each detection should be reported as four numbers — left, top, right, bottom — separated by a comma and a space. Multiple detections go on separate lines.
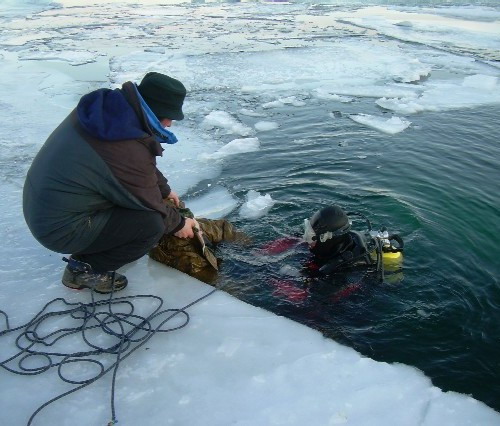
303, 205, 351, 258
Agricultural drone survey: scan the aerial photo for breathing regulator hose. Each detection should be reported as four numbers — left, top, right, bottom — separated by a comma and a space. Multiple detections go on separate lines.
377, 238, 385, 282
346, 211, 372, 231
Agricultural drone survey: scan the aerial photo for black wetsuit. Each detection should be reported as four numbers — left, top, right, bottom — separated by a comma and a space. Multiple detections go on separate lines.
310, 231, 373, 276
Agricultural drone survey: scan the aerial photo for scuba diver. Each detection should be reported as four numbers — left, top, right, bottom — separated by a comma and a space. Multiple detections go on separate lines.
261, 204, 404, 303
303, 205, 404, 279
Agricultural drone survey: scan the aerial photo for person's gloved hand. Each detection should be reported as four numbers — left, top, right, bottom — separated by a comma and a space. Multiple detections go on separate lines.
174, 218, 200, 239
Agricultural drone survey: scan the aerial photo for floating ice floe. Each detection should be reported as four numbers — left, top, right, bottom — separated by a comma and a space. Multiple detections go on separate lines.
200, 137, 260, 161
239, 190, 276, 219
202, 110, 253, 136
376, 74, 500, 114
262, 96, 306, 109
349, 114, 411, 135
254, 121, 279, 132
185, 186, 239, 219
318, 80, 419, 100
239, 108, 265, 117
312, 89, 353, 103
279, 264, 302, 277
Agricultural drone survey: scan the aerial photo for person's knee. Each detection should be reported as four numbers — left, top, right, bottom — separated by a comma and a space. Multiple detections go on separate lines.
142, 212, 165, 247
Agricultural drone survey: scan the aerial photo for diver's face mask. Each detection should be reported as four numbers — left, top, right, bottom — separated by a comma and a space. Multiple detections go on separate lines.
303, 218, 351, 247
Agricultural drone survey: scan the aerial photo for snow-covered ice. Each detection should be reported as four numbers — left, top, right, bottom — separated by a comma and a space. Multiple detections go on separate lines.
1, 0, 500, 424
337, 6, 500, 63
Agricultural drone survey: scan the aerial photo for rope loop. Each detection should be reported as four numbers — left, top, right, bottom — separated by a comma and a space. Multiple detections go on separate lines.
1, 285, 217, 426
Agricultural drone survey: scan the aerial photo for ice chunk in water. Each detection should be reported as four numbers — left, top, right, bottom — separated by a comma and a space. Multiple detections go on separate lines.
202, 110, 253, 136
200, 137, 260, 160
279, 264, 301, 277
376, 76, 500, 114
239, 108, 265, 117
239, 190, 276, 219
313, 89, 353, 103
376, 97, 425, 114
255, 121, 279, 132
186, 186, 238, 219
349, 114, 411, 135
262, 96, 306, 109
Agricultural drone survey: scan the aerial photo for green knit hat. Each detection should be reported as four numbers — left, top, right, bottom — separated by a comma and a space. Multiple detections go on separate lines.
138, 72, 186, 121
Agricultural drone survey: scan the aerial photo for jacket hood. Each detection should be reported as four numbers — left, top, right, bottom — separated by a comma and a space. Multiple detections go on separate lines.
77, 88, 147, 141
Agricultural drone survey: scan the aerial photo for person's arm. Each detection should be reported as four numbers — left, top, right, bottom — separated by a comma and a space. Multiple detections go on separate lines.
86, 138, 183, 234
156, 168, 171, 198
259, 236, 302, 255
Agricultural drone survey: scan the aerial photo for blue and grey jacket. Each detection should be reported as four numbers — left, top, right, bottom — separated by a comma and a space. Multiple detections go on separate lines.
23, 82, 184, 254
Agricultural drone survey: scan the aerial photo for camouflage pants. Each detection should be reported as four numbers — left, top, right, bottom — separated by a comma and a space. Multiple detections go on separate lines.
149, 201, 247, 283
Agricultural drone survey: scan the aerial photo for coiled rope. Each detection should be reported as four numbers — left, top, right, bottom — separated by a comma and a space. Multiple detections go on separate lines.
0, 277, 217, 426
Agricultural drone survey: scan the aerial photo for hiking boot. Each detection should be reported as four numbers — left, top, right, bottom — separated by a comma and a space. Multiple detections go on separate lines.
61, 257, 128, 294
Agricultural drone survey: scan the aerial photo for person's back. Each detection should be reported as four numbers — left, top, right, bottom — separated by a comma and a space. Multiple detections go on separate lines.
23, 110, 143, 254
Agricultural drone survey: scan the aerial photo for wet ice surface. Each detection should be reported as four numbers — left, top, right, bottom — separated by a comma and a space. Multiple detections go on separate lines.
1, 0, 500, 424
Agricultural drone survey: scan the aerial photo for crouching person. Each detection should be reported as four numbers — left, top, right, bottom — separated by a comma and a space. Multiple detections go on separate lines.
23, 72, 197, 294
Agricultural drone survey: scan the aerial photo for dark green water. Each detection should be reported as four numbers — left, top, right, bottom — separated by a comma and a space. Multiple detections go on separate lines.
209, 99, 500, 410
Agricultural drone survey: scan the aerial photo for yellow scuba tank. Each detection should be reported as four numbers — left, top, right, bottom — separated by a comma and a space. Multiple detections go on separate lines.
369, 229, 404, 272
344, 212, 404, 283
382, 250, 403, 271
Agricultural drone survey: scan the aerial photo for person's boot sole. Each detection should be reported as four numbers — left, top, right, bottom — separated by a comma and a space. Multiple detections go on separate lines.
62, 280, 127, 294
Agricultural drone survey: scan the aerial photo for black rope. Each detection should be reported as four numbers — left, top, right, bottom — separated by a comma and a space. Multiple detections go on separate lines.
0, 277, 217, 426
0, 309, 9, 330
